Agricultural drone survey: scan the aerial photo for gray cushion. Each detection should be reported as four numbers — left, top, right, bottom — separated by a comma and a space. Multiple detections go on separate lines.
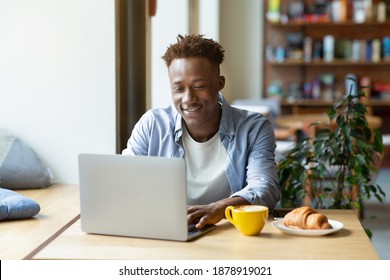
0, 128, 53, 189
0, 188, 40, 220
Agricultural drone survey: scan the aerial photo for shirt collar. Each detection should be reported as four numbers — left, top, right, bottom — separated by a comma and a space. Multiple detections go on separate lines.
173, 107, 182, 143
219, 93, 236, 137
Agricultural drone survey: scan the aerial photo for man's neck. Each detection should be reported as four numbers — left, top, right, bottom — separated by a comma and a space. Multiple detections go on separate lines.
184, 106, 222, 143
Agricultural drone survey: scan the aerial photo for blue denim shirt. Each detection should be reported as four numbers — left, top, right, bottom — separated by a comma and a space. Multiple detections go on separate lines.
123, 94, 281, 210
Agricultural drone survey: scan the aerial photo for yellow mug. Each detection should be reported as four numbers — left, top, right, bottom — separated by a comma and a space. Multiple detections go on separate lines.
225, 205, 269, 236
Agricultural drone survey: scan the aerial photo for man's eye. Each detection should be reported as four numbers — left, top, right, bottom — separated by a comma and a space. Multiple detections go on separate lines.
194, 85, 205, 89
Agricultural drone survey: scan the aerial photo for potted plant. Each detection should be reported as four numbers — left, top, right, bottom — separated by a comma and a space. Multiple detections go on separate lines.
277, 78, 386, 227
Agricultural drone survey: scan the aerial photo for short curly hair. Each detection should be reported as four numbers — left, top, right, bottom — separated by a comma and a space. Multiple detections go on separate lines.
161, 34, 225, 69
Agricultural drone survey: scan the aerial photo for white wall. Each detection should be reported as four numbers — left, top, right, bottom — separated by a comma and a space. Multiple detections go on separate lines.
199, 0, 220, 41
0, 0, 116, 184
150, 0, 189, 108
219, 0, 262, 102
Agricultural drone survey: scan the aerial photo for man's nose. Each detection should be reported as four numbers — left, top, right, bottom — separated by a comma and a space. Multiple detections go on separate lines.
182, 88, 195, 102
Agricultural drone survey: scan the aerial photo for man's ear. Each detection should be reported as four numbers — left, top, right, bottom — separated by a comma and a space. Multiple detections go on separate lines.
218, 76, 225, 91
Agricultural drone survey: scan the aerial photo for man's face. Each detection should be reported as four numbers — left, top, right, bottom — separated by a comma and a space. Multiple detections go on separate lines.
168, 57, 225, 131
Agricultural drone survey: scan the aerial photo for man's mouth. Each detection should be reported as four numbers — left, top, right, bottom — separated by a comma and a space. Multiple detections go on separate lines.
182, 105, 202, 113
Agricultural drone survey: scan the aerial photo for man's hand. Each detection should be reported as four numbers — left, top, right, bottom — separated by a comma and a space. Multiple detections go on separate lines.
187, 197, 249, 229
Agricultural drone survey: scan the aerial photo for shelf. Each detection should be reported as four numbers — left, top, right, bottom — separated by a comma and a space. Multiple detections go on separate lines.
281, 99, 390, 107
267, 20, 390, 27
267, 59, 390, 66
263, 1, 390, 133
281, 100, 334, 106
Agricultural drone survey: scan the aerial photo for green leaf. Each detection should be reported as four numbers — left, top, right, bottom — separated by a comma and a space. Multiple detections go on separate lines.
354, 103, 366, 114
327, 108, 337, 121
356, 154, 366, 165
336, 115, 345, 127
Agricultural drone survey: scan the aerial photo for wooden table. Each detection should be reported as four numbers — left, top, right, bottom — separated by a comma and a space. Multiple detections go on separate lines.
0, 184, 80, 259
31, 209, 378, 260
276, 114, 382, 135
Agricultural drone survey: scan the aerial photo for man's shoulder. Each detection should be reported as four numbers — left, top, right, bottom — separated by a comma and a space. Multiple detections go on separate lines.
139, 106, 179, 129
144, 105, 177, 119
230, 106, 269, 124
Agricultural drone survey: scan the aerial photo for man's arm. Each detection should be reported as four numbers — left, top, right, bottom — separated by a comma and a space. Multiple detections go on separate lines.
231, 119, 280, 208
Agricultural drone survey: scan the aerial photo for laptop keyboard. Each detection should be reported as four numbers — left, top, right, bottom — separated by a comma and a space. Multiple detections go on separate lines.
188, 224, 201, 234
187, 224, 215, 239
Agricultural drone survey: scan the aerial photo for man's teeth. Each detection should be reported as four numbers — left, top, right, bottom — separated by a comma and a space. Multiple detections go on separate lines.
186, 106, 201, 112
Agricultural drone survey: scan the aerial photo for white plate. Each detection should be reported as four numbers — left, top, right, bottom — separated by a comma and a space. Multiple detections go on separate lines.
271, 219, 343, 236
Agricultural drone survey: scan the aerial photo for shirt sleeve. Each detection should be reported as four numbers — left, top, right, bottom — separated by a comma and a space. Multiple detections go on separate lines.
230, 119, 281, 210
122, 111, 153, 156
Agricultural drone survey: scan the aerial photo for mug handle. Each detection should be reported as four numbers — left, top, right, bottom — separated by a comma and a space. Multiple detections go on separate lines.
225, 205, 235, 225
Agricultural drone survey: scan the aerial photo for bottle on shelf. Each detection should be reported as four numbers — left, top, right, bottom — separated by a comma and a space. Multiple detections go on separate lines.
383, 36, 390, 61
345, 73, 357, 96
311, 79, 321, 99
323, 35, 335, 62
353, 0, 366, 23
266, 0, 281, 23
372, 39, 381, 62
352, 39, 361, 61
331, 0, 348, 22
377, 1, 387, 22
303, 36, 313, 62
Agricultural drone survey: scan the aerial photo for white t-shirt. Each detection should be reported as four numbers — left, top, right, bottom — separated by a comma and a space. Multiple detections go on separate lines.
182, 126, 231, 205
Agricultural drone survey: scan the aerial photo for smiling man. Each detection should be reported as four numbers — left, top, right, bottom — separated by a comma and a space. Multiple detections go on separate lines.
123, 34, 280, 229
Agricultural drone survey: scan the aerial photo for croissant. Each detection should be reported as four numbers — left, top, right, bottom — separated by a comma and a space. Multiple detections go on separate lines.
283, 206, 333, 230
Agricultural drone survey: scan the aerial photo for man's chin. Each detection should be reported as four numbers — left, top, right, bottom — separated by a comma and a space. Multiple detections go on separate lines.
181, 110, 202, 121
182, 117, 204, 128
183, 119, 200, 127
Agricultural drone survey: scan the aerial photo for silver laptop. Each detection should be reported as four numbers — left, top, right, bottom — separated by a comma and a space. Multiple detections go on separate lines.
78, 153, 215, 241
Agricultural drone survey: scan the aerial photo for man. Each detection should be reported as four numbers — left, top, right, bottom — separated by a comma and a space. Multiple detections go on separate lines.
123, 34, 280, 229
